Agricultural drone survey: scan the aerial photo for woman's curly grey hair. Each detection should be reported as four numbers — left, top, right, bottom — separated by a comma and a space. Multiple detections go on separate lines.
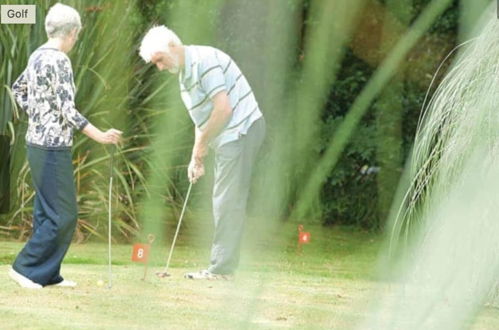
45, 3, 81, 39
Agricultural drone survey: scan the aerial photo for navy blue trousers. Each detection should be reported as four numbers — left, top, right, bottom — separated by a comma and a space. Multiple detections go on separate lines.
12, 145, 77, 286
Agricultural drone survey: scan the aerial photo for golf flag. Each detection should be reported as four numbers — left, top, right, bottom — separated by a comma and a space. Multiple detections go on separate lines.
131, 235, 155, 280
132, 243, 150, 263
298, 225, 311, 244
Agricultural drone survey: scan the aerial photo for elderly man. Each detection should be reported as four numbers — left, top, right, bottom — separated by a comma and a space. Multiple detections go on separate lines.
9, 3, 122, 289
140, 26, 265, 279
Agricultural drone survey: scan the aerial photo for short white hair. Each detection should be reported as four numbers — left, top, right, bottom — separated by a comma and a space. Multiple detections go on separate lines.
139, 25, 182, 63
45, 3, 81, 38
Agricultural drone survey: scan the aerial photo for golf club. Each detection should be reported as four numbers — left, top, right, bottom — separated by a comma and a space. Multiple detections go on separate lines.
107, 146, 115, 288
156, 182, 193, 278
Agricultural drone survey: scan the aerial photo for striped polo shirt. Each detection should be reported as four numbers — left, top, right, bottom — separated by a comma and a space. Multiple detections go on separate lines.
179, 45, 263, 149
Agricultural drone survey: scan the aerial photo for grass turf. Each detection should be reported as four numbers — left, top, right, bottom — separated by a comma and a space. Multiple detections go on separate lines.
1, 223, 498, 329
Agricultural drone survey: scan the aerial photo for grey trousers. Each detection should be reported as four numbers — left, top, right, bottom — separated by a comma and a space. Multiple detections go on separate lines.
208, 118, 265, 274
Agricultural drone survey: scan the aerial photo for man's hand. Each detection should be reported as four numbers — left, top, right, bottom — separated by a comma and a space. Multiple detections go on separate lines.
192, 140, 208, 163
187, 91, 232, 184
188, 157, 205, 184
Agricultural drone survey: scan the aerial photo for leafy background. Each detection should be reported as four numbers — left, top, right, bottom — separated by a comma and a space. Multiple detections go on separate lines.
0, 0, 478, 241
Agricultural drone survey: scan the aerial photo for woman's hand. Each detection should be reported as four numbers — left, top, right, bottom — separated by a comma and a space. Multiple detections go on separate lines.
99, 129, 122, 145
82, 123, 122, 145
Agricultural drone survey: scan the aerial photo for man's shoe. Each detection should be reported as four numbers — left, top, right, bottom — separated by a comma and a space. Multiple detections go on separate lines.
8, 267, 43, 289
184, 269, 233, 280
50, 280, 77, 288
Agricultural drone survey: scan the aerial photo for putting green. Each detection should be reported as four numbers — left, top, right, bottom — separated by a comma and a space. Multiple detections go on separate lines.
1, 225, 498, 329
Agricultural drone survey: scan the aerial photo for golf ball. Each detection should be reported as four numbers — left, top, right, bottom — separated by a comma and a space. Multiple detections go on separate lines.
97, 280, 104, 287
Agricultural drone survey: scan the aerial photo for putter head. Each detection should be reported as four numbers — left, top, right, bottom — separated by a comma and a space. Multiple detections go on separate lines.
156, 271, 171, 278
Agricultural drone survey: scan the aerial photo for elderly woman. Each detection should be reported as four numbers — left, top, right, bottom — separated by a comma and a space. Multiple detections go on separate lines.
8, 3, 122, 289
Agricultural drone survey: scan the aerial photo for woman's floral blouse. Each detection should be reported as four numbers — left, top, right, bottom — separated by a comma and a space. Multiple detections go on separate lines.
12, 47, 88, 148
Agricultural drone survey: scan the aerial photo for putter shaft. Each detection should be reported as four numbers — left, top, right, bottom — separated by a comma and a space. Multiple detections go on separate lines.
108, 146, 115, 288
159, 182, 193, 276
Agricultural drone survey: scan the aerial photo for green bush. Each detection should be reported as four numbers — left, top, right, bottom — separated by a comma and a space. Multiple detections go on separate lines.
0, 0, 463, 239
0, 0, 185, 241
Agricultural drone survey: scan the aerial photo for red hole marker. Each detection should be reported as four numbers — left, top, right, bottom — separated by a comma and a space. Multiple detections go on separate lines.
297, 225, 311, 254
131, 234, 155, 280
132, 243, 150, 263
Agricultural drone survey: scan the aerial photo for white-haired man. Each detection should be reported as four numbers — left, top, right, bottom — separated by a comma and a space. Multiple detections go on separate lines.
9, 3, 122, 289
140, 26, 265, 279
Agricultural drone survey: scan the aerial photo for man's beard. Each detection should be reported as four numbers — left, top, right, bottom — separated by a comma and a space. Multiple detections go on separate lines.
168, 66, 180, 74
168, 54, 180, 74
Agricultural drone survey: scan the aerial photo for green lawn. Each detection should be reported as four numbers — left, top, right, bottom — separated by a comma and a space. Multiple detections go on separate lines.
1, 223, 498, 329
